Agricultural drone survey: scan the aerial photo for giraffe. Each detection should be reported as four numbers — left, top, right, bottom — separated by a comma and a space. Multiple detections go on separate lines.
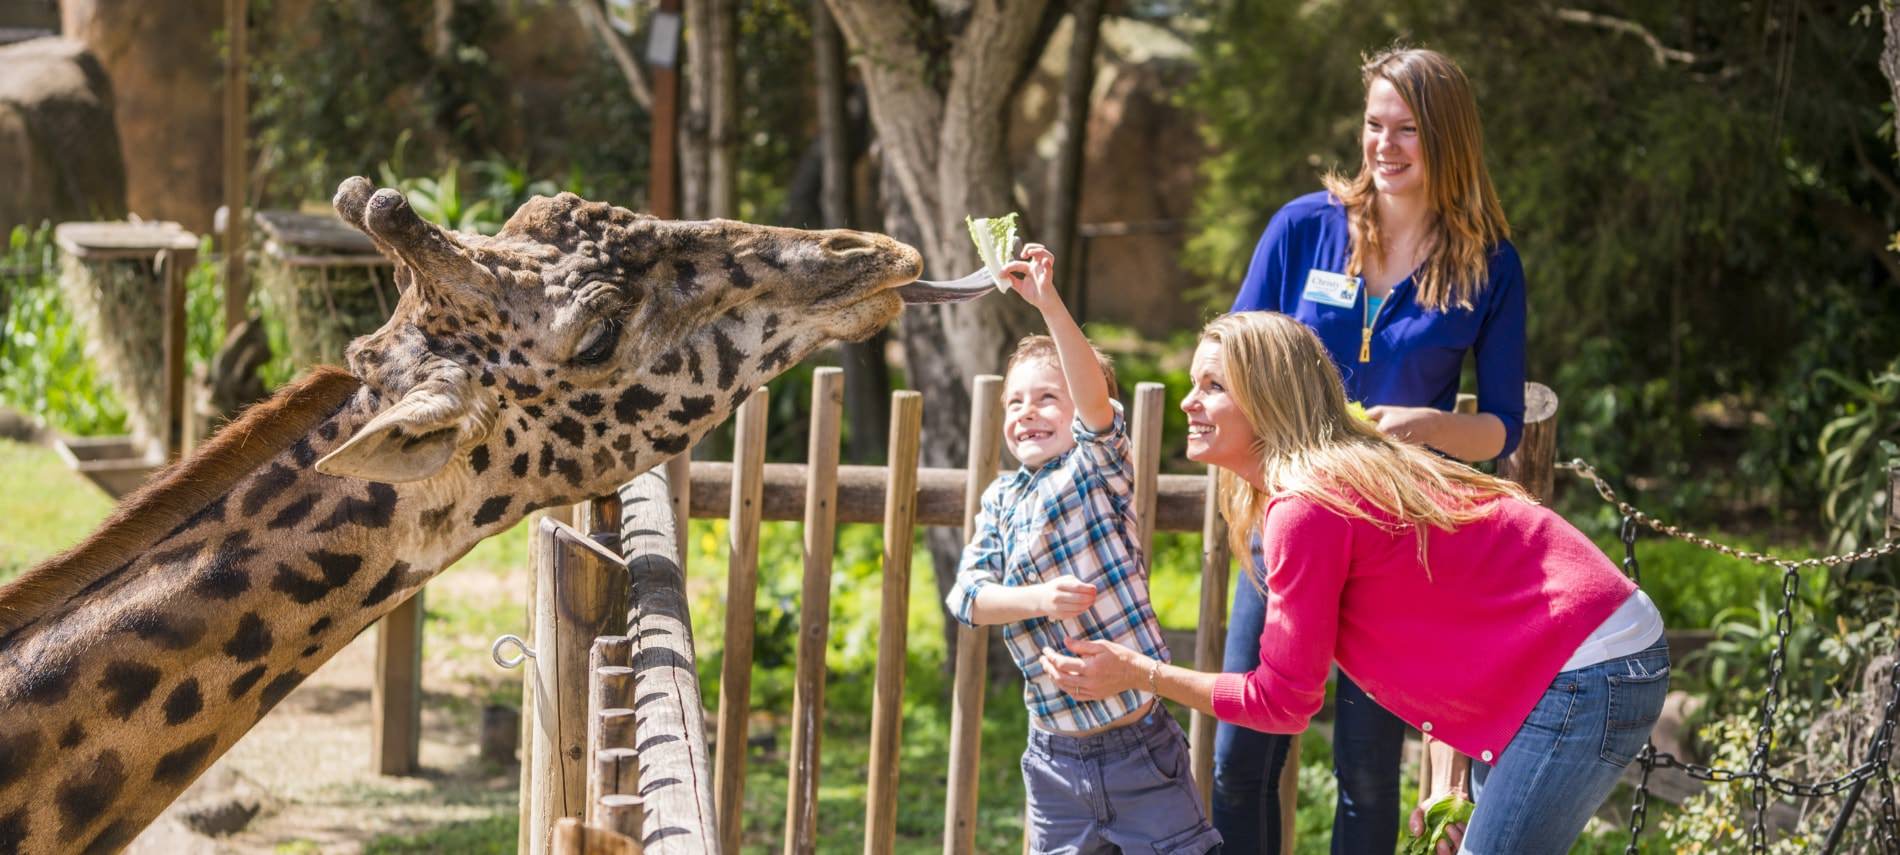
0, 176, 989, 854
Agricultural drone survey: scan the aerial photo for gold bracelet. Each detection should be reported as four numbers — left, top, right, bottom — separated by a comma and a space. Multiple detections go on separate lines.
1147, 658, 1163, 693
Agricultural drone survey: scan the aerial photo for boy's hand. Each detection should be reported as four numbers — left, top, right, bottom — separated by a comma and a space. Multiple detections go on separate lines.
1035, 575, 1098, 620
1000, 243, 1060, 313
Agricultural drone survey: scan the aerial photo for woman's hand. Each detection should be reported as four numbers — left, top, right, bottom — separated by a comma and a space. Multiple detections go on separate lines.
1039, 638, 1150, 702
1363, 404, 1440, 444
999, 243, 1059, 312
1407, 803, 1468, 855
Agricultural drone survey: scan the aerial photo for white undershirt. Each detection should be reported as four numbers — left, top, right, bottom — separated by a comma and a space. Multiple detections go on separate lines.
1560, 588, 1665, 672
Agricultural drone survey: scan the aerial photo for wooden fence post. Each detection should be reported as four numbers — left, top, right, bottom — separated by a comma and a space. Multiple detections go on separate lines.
1188, 467, 1230, 808
372, 590, 424, 776
786, 369, 844, 855
715, 388, 769, 855
864, 391, 923, 855
944, 375, 1003, 854
529, 519, 633, 855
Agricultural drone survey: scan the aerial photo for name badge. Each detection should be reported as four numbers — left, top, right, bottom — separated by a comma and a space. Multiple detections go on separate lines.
1301, 269, 1361, 308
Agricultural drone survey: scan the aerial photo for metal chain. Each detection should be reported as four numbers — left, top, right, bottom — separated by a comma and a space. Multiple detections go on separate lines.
1622, 519, 1651, 853
1559, 459, 1900, 569
1873, 654, 1900, 851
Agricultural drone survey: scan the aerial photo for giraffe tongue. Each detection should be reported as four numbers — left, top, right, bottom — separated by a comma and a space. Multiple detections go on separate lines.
897, 269, 997, 304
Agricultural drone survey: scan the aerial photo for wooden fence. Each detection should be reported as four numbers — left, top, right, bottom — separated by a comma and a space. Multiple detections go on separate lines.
509, 368, 1560, 854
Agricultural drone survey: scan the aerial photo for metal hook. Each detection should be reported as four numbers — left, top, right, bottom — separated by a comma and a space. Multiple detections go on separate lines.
491, 634, 536, 670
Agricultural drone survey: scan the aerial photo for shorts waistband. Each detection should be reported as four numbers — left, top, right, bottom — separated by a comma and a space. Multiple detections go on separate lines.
1027, 702, 1173, 759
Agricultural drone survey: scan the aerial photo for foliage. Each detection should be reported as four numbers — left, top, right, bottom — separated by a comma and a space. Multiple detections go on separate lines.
0, 225, 128, 436
1180, 0, 1900, 529
364, 813, 516, 854
1814, 356, 1900, 557
0, 439, 116, 581
1602, 531, 1823, 631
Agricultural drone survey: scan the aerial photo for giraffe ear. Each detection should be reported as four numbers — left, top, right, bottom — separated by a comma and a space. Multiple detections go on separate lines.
316, 377, 484, 483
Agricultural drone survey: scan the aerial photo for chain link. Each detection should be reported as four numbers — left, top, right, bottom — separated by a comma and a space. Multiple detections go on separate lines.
1577, 462, 1900, 854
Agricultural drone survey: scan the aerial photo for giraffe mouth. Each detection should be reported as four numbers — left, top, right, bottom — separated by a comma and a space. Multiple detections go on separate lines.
897, 269, 997, 305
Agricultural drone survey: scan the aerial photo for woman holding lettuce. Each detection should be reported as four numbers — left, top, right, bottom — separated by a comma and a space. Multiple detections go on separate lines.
1039, 311, 1668, 855
1219, 46, 1527, 852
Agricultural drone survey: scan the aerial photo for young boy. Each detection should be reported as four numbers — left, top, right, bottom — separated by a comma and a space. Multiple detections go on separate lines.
946, 244, 1220, 854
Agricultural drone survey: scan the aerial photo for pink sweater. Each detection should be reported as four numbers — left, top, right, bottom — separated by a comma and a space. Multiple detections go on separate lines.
1209, 494, 1636, 762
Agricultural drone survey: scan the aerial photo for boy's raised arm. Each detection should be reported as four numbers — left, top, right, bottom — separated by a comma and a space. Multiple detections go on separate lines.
1001, 243, 1114, 432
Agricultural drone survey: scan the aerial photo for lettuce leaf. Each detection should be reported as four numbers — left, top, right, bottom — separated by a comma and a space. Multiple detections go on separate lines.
1401, 795, 1475, 855
966, 213, 1020, 291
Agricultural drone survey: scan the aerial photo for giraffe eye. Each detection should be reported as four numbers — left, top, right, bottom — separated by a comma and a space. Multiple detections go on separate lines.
573, 320, 622, 365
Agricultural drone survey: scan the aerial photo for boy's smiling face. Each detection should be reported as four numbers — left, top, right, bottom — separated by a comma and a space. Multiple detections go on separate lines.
1003, 357, 1077, 469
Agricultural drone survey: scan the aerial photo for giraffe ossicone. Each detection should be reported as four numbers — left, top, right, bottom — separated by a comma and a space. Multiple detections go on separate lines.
0, 177, 987, 853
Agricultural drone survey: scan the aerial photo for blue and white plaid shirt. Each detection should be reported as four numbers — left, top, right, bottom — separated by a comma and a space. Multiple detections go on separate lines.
947, 403, 1171, 733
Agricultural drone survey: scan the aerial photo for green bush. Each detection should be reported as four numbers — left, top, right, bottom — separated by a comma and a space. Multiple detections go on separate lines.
0, 225, 128, 436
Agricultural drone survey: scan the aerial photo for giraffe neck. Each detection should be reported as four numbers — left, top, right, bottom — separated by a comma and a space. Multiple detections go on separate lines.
0, 387, 575, 853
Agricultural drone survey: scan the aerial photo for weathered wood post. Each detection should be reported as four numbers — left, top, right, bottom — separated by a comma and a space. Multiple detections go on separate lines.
944, 374, 1004, 854
1188, 467, 1231, 808
786, 368, 844, 854
864, 391, 923, 854
714, 388, 768, 855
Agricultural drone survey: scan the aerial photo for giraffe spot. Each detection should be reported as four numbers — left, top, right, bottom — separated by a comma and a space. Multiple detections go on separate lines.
118, 610, 207, 650
55, 749, 125, 836
522, 404, 545, 419
166, 494, 227, 539
591, 421, 610, 438
193, 563, 250, 600
228, 665, 267, 700
420, 503, 458, 533
538, 444, 556, 478
289, 437, 318, 467
149, 539, 207, 567
480, 369, 496, 388
758, 339, 796, 374
761, 312, 780, 343
673, 260, 700, 293
309, 550, 363, 588
267, 493, 321, 530
509, 349, 529, 366
0, 807, 26, 852
152, 735, 216, 784
510, 453, 529, 478
505, 377, 544, 400
257, 671, 304, 717
619, 449, 639, 470
685, 341, 705, 384
301, 643, 321, 658
724, 256, 755, 289
163, 679, 203, 725
652, 350, 683, 376
667, 395, 715, 425
271, 562, 331, 605
591, 448, 615, 477
240, 463, 299, 516
213, 530, 263, 569
307, 617, 332, 637
611, 434, 632, 452
569, 393, 605, 417
317, 420, 339, 441
712, 326, 743, 390
0, 725, 42, 791
360, 562, 413, 608
59, 720, 84, 748
310, 484, 398, 533
81, 819, 137, 855
99, 661, 162, 719
20, 658, 76, 705
505, 428, 518, 448
469, 445, 491, 475
472, 497, 512, 527
614, 384, 665, 423
223, 614, 274, 662
555, 458, 583, 488
753, 246, 788, 270
551, 417, 586, 448
645, 430, 689, 457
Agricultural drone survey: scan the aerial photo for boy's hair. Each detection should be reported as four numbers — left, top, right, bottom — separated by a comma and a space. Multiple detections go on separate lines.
1005, 334, 1120, 401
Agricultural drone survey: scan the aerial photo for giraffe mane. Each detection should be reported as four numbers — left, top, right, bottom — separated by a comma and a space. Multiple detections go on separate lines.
0, 366, 363, 641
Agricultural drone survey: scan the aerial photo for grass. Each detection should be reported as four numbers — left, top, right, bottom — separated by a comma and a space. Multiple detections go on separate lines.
0, 438, 116, 581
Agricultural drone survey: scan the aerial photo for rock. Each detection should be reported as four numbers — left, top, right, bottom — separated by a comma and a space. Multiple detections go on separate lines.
0, 37, 127, 236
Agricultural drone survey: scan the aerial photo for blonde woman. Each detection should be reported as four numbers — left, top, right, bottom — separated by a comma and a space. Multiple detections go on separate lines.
1220, 46, 1525, 853
1042, 313, 1666, 854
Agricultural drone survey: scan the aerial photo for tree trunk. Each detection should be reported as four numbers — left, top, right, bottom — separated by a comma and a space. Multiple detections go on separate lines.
825, 0, 1054, 669
1883, 5, 1900, 155
680, 0, 713, 218
707, 0, 737, 218
1046, 1, 1104, 305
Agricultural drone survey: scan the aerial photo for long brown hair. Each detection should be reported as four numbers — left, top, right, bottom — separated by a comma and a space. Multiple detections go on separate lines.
1323, 46, 1509, 312
1202, 313, 1529, 580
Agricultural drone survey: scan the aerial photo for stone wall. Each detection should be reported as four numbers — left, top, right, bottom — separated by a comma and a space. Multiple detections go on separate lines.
0, 36, 126, 235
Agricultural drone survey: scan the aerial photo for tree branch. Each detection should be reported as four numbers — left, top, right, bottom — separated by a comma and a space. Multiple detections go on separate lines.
573, 0, 652, 112
827, 0, 948, 260
1555, 8, 1699, 67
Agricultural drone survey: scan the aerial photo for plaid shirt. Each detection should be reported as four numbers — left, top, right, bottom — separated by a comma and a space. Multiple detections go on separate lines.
947, 403, 1171, 733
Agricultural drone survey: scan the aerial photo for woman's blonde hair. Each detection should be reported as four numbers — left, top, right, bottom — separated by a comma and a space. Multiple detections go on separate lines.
1201, 312, 1530, 580
1322, 46, 1509, 312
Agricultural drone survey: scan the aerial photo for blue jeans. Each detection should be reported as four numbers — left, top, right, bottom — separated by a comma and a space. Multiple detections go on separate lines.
1022, 704, 1223, 854
1462, 636, 1670, 854
1211, 578, 1405, 854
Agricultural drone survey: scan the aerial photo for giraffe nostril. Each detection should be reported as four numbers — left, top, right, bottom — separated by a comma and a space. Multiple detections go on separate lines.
820, 234, 877, 257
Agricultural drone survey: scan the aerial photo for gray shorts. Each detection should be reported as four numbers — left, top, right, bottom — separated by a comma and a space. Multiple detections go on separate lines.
1022, 703, 1223, 854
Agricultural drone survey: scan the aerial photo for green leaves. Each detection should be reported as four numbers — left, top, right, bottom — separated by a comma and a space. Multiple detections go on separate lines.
1402, 794, 1475, 855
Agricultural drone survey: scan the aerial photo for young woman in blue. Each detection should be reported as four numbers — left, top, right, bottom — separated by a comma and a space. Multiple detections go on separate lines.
1217, 47, 1526, 855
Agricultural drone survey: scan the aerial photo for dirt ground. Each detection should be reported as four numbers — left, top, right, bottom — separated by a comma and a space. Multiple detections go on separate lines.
128, 570, 526, 854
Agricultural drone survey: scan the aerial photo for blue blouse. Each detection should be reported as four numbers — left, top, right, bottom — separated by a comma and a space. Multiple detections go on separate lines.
1231, 191, 1527, 459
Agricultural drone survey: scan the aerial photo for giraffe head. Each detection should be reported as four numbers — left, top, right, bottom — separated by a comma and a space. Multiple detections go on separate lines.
314, 176, 937, 499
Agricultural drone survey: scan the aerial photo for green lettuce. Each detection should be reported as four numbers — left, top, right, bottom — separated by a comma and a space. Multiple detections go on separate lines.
1402, 794, 1475, 855
966, 213, 1020, 290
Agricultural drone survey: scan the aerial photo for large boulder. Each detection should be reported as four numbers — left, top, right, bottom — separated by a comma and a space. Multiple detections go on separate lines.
0, 36, 126, 235
1011, 17, 1207, 337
